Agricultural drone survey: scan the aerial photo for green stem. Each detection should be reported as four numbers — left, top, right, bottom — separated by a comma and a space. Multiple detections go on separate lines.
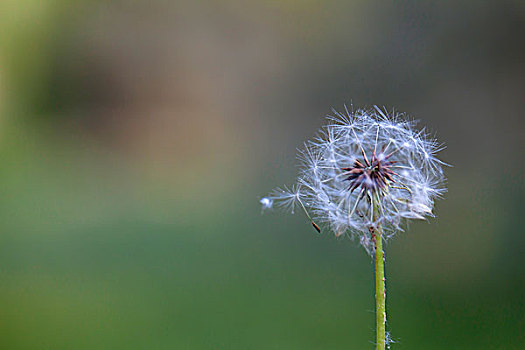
373, 197, 386, 350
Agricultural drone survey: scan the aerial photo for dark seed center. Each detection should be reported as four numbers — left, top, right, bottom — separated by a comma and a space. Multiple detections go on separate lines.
341, 153, 395, 193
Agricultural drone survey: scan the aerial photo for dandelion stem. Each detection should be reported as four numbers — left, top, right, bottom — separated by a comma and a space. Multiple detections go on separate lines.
373, 195, 386, 350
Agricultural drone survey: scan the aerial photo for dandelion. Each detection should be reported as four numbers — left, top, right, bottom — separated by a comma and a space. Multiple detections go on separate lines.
261, 105, 447, 349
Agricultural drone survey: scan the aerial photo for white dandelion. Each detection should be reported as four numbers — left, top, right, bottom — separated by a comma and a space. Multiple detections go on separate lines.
262, 105, 446, 252
260, 105, 447, 350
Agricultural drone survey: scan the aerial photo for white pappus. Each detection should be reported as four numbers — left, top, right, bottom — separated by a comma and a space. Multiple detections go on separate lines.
260, 105, 447, 254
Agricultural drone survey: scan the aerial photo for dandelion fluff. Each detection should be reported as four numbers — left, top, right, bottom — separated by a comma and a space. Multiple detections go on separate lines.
262, 105, 447, 253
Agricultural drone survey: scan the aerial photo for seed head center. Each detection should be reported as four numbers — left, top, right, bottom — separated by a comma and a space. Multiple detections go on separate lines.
341, 151, 396, 193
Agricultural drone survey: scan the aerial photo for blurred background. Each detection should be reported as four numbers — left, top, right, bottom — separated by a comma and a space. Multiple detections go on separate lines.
0, 0, 524, 349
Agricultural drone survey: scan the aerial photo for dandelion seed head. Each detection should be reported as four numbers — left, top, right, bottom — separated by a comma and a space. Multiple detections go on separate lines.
262, 106, 447, 253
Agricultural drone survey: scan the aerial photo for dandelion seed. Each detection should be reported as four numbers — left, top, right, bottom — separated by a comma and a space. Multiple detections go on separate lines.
259, 197, 273, 212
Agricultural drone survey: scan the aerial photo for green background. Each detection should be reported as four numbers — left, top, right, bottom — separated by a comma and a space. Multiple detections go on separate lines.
0, 1, 523, 349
